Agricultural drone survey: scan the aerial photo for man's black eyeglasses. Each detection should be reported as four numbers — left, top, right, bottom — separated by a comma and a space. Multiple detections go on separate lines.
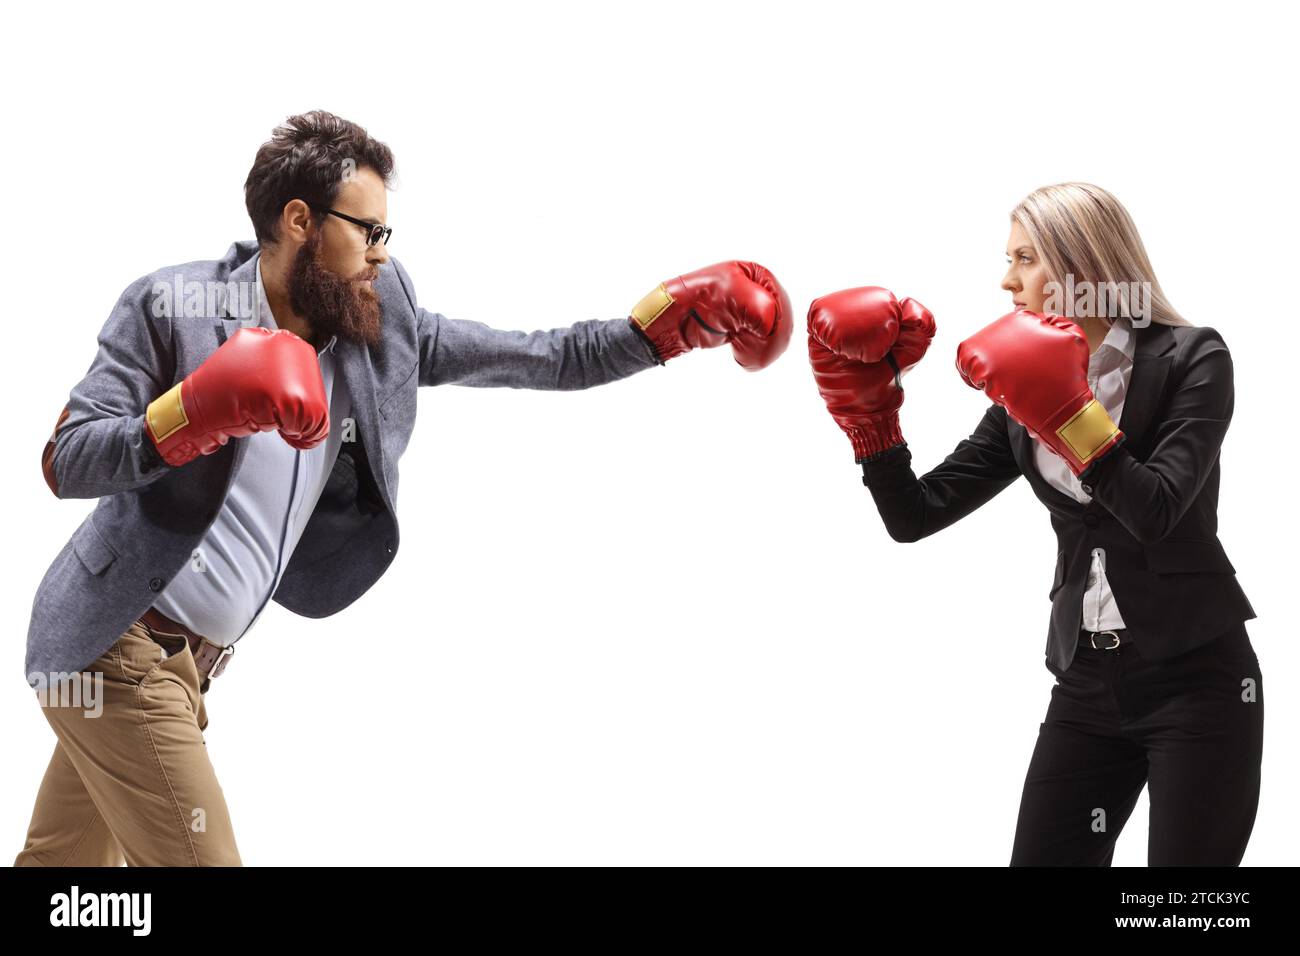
307, 203, 392, 247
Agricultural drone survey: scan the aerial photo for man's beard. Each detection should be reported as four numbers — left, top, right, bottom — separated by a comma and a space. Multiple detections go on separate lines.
287, 231, 382, 348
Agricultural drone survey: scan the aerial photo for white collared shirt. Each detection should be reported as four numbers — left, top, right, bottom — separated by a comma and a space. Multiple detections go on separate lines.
152, 257, 352, 648
1032, 317, 1135, 631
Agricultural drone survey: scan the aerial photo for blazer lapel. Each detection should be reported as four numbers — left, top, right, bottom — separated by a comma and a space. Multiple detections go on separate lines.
335, 334, 392, 514
208, 249, 263, 482
1115, 320, 1175, 451
216, 250, 263, 339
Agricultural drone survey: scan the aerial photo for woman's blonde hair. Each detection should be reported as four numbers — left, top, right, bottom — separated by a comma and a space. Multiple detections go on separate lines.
1011, 182, 1190, 327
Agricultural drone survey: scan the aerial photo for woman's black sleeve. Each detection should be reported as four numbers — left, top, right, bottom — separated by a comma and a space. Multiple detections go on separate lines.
859, 404, 1024, 542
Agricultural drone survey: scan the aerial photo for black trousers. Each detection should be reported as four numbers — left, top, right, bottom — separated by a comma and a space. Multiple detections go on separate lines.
1011, 621, 1263, 866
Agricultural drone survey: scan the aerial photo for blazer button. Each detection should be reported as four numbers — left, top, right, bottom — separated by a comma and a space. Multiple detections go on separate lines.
148, 577, 165, 592
1080, 482, 1093, 495
1082, 514, 1100, 529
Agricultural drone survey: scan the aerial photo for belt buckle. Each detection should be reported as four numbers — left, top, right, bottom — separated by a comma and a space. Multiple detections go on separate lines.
1089, 630, 1121, 650
206, 643, 234, 680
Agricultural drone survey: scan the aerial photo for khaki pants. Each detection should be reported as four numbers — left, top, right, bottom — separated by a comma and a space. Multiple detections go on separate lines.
14, 621, 241, 866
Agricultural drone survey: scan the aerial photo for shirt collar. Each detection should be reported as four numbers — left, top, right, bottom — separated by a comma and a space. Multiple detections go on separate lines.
1093, 315, 1135, 364
255, 258, 338, 356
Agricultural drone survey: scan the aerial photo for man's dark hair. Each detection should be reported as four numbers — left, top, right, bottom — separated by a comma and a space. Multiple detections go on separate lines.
244, 111, 396, 246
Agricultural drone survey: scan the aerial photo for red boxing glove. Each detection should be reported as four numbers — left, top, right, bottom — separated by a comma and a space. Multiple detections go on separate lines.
807, 286, 936, 461
955, 310, 1122, 476
628, 261, 792, 369
145, 327, 330, 467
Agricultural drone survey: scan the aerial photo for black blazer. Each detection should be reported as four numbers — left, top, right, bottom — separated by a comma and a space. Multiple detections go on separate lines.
861, 320, 1256, 672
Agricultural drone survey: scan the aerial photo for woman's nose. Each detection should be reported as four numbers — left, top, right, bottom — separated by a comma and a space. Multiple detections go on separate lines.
1001, 270, 1019, 292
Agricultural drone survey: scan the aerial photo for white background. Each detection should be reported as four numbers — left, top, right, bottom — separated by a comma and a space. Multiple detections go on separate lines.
2, 0, 1295, 865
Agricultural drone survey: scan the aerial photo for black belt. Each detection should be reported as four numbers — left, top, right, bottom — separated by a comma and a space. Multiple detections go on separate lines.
1079, 628, 1131, 650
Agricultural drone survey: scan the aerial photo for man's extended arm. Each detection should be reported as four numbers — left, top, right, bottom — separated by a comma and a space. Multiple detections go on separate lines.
392, 258, 659, 390
394, 257, 792, 389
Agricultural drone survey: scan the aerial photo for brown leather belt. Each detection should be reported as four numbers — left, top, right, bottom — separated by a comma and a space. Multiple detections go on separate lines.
138, 607, 233, 686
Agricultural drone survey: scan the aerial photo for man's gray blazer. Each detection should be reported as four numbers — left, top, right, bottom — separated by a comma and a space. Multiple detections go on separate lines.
29, 240, 660, 685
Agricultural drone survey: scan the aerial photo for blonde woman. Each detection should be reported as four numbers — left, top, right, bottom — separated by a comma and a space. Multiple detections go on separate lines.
807, 183, 1262, 865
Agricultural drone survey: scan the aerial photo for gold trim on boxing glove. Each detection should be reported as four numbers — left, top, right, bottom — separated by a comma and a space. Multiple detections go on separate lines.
630, 284, 674, 331
1056, 399, 1119, 463
146, 382, 189, 443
